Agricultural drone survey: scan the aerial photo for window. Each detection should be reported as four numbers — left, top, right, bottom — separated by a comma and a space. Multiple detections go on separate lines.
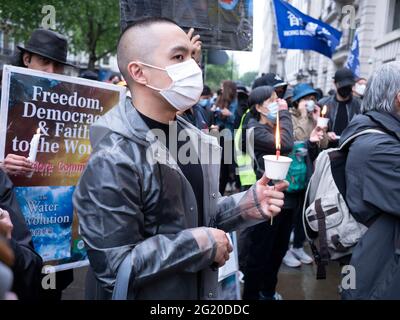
393, 0, 400, 30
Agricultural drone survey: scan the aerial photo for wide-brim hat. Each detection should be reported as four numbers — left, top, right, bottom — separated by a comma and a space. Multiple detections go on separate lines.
17, 29, 76, 68
292, 83, 318, 102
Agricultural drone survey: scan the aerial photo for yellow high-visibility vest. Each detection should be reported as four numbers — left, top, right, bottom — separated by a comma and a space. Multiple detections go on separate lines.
234, 109, 256, 186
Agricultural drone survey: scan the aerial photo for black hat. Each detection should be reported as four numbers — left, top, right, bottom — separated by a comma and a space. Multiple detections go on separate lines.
333, 68, 355, 88
17, 29, 76, 67
252, 73, 287, 89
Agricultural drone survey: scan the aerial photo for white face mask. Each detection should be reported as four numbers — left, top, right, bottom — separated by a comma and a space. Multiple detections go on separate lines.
305, 100, 315, 112
355, 83, 366, 96
139, 59, 203, 111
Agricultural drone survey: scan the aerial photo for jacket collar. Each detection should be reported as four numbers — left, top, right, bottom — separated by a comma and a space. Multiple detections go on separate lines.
366, 111, 400, 140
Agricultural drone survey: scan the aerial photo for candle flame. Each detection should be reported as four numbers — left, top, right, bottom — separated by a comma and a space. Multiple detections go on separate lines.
36, 128, 40, 135
275, 111, 281, 160
321, 105, 327, 117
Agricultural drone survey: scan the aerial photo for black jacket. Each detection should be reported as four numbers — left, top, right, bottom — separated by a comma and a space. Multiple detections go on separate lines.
340, 111, 400, 299
0, 169, 43, 300
342, 111, 400, 224
247, 110, 294, 179
318, 95, 361, 134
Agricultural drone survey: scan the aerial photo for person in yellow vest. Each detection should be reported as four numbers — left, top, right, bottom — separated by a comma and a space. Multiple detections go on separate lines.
239, 85, 294, 300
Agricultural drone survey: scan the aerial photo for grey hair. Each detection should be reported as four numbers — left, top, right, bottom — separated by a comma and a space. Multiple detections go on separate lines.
362, 61, 400, 113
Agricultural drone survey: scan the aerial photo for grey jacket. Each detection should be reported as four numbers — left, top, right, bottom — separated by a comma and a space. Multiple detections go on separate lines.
318, 95, 361, 133
73, 98, 266, 300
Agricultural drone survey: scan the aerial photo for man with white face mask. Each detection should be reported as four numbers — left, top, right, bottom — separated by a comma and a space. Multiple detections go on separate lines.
74, 17, 288, 300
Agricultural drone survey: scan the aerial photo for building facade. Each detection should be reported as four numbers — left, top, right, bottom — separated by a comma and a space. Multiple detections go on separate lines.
259, 0, 400, 94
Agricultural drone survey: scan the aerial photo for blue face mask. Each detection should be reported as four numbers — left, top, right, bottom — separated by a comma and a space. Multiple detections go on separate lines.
262, 101, 279, 122
198, 98, 210, 108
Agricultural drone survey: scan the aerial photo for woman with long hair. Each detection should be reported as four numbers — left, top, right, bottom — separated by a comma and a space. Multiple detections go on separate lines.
213, 80, 238, 194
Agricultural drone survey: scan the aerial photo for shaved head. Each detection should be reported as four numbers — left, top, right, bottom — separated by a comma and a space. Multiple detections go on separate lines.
117, 17, 179, 86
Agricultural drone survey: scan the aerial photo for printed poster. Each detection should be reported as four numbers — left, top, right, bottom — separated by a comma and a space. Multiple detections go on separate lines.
0, 65, 126, 270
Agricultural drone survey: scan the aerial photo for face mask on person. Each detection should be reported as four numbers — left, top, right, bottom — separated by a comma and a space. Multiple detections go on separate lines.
355, 83, 366, 96
338, 85, 353, 98
305, 100, 315, 112
138, 59, 203, 111
198, 98, 210, 108
261, 101, 279, 123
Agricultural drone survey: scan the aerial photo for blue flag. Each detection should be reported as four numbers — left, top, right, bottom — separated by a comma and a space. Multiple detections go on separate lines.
273, 0, 342, 58
345, 32, 360, 77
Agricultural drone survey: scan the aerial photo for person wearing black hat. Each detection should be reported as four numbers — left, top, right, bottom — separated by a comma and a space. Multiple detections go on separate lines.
1, 28, 75, 301
318, 68, 361, 147
2, 29, 76, 176
15, 28, 75, 73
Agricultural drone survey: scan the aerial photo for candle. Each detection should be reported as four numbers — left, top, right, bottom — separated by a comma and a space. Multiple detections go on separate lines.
317, 105, 329, 128
272, 111, 282, 225
275, 111, 281, 160
321, 105, 327, 118
28, 128, 41, 162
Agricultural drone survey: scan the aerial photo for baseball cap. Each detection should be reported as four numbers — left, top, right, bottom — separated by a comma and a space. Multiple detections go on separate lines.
333, 68, 355, 88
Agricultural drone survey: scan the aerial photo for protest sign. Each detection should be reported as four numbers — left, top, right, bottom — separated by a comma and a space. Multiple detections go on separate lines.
120, 0, 253, 51
0, 65, 126, 270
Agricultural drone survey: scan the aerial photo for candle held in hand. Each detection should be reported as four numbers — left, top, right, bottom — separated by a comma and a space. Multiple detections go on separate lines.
321, 105, 327, 118
317, 105, 329, 128
275, 111, 281, 160
28, 128, 41, 162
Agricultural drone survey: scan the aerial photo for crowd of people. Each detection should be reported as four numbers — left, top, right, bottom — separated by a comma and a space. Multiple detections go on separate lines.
1, 16, 399, 300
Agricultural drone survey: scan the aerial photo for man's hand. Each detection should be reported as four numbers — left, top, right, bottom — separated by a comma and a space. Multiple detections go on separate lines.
1, 154, 34, 176
0, 209, 13, 239
249, 175, 288, 221
208, 228, 233, 267
187, 28, 202, 64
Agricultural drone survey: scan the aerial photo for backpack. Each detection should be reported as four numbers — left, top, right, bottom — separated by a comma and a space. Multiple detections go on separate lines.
302, 129, 385, 279
285, 141, 308, 193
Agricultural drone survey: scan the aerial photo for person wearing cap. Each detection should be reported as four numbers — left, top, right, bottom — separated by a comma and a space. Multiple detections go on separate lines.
252, 73, 288, 99
318, 68, 361, 148
281, 83, 327, 268
1, 28, 76, 176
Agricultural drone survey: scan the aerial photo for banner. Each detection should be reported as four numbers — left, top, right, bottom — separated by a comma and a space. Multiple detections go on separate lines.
0, 66, 125, 270
345, 32, 360, 77
273, 0, 342, 58
119, 0, 253, 51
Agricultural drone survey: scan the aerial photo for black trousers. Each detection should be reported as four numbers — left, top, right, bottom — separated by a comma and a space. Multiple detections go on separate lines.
239, 192, 303, 300
240, 209, 293, 299
292, 190, 306, 249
